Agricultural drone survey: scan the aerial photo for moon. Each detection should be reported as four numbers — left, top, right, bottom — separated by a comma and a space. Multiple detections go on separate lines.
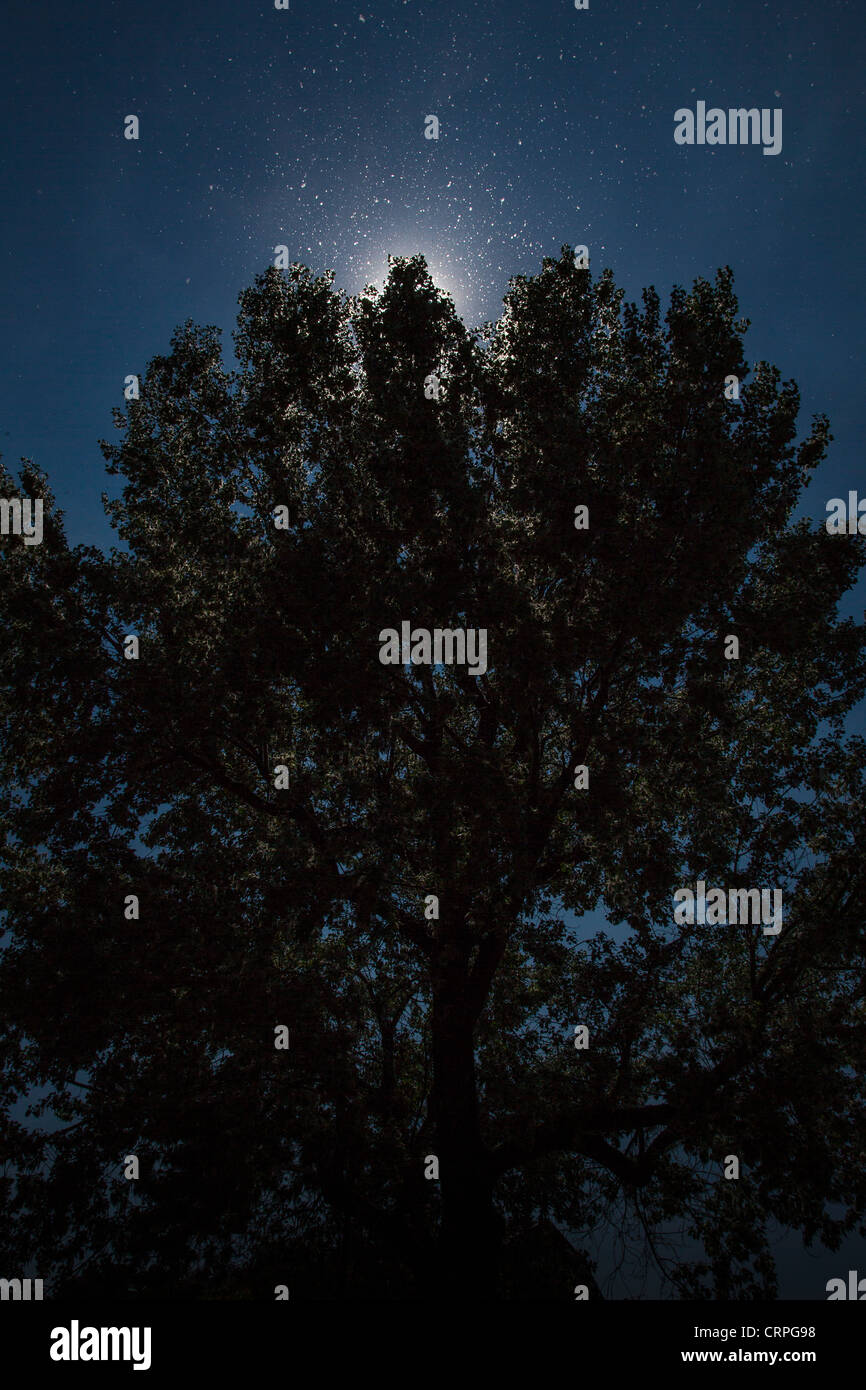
359, 237, 473, 321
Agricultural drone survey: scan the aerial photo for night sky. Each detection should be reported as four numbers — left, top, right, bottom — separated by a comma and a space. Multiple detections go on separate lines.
2, 0, 864, 1299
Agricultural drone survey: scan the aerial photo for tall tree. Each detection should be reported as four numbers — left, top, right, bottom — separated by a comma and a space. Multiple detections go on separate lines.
1, 251, 864, 1300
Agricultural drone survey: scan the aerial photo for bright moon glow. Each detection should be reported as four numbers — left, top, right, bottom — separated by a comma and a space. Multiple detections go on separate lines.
359, 236, 474, 322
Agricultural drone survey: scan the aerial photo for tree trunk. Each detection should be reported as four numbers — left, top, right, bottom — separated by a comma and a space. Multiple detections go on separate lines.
430, 952, 502, 1299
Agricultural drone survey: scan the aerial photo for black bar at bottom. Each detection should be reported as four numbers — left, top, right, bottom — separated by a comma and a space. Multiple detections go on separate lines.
1, 1299, 859, 1378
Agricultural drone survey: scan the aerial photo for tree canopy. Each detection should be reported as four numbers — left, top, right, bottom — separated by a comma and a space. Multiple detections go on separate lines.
1, 249, 865, 1300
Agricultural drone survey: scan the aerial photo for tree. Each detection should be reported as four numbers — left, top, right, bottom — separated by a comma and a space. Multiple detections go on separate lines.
1, 250, 864, 1301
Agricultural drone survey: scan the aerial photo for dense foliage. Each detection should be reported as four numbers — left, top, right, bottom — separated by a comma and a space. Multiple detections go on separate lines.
2, 250, 864, 1299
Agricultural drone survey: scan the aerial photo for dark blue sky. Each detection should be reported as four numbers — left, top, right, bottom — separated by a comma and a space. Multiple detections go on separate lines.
1, 0, 863, 564
2, 0, 865, 1298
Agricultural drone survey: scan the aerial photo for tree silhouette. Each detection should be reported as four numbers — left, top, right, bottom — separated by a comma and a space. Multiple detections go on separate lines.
1, 249, 864, 1301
